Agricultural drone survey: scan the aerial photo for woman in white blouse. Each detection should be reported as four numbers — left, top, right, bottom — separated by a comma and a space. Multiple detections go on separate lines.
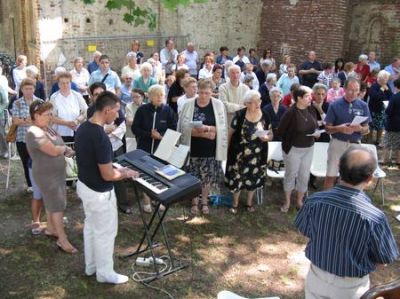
50, 72, 88, 142
70, 57, 90, 103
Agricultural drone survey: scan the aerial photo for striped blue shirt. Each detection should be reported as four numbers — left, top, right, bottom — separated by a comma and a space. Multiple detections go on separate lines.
295, 185, 399, 277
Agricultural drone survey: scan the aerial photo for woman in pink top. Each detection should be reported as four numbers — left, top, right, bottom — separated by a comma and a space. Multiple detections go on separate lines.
326, 78, 345, 103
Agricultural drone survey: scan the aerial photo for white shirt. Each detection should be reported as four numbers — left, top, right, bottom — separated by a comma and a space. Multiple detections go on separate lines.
198, 67, 213, 79
240, 71, 259, 91
233, 55, 250, 65
70, 68, 90, 96
50, 90, 88, 137
13, 67, 26, 92
121, 65, 141, 80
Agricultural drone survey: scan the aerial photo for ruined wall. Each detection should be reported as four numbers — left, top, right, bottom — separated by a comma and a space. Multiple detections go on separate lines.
345, 0, 400, 65
257, 0, 350, 67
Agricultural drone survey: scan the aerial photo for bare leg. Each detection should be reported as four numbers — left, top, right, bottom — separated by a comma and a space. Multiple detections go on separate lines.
230, 191, 240, 214
142, 193, 152, 213
324, 176, 336, 190
200, 184, 210, 214
296, 191, 305, 209
31, 199, 42, 223
246, 191, 255, 212
281, 191, 291, 212
51, 211, 77, 253
45, 210, 57, 236
191, 197, 199, 214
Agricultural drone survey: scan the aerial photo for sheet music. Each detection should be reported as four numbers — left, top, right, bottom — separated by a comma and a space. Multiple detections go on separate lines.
350, 116, 368, 126
168, 144, 190, 168
154, 129, 181, 162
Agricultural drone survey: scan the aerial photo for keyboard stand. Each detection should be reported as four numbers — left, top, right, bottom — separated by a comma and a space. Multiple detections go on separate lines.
121, 185, 188, 282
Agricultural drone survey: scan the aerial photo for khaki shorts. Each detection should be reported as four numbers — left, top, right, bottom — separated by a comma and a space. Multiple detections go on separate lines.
327, 138, 359, 177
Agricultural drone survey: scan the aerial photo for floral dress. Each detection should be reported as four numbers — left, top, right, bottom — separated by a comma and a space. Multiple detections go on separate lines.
225, 114, 267, 192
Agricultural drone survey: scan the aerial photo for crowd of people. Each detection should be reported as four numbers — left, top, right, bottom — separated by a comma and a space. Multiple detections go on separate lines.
1, 38, 400, 293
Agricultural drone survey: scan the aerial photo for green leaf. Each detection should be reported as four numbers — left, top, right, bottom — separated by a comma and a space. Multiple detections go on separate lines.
123, 13, 135, 24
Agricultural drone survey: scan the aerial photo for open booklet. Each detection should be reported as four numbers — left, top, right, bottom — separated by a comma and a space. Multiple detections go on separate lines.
153, 129, 190, 169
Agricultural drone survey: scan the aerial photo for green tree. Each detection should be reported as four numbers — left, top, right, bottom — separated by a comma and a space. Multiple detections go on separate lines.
81, 0, 207, 30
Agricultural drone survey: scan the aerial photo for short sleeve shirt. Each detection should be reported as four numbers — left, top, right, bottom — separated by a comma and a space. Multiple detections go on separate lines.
325, 97, 371, 142
75, 121, 114, 192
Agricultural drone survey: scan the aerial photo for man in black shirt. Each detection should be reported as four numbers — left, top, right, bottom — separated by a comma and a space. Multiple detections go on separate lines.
75, 91, 138, 284
299, 51, 322, 88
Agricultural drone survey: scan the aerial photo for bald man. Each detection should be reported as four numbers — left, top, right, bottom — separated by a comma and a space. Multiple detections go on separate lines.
295, 147, 399, 299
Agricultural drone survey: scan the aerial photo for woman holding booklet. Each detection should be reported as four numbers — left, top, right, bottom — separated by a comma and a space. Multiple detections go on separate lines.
225, 90, 273, 214
178, 79, 228, 215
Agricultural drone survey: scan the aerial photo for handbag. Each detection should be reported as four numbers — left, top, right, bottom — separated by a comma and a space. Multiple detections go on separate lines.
6, 124, 18, 143
267, 159, 285, 173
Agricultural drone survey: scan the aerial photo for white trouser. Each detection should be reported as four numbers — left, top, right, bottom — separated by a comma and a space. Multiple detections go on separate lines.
283, 146, 314, 193
305, 264, 370, 299
77, 180, 118, 280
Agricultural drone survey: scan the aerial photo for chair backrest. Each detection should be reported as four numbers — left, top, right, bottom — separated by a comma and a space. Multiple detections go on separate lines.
361, 279, 400, 299
267, 141, 283, 161
310, 142, 330, 174
361, 143, 378, 162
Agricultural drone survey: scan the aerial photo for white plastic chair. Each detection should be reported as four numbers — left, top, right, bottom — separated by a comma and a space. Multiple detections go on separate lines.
217, 290, 280, 299
266, 141, 285, 180
310, 142, 330, 178
361, 143, 386, 205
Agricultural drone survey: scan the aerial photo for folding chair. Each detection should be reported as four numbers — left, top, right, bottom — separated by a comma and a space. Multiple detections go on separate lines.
266, 141, 285, 180
310, 142, 330, 178
361, 143, 386, 205
64, 142, 78, 184
361, 278, 400, 299
217, 290, 280, 299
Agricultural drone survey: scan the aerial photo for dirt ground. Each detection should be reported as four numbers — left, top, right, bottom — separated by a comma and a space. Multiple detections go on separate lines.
1, 156, 400, 299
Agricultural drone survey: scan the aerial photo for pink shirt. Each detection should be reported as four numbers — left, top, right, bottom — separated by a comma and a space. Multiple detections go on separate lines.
326, 87, 345, 103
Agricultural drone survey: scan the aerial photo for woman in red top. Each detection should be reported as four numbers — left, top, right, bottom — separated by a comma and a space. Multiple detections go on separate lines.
355, 54, 370, 83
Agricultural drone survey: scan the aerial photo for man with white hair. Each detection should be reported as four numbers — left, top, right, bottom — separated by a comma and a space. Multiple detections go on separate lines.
182, 42, 199, 77
87, 51, 102, 74
219, 65, 249, 124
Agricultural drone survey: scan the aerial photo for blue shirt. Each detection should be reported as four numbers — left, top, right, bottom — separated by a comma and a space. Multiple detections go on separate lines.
325, 97, 371, 142
88, 69, 121, 93
87, 61, 99, 74
384, 64, 400, 93
295, 185, 399, 278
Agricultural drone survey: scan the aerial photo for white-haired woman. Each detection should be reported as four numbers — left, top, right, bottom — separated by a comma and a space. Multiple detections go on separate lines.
262, 87, 287, 141
25, 65, 46, 100
121, 51, 141, 80
225, 90, 273, 214
133, 62, 157, 99
355, 54, 370, 83
277, 85, 319, 212
368, 70, 393, 145
259, 73, 277, 108
178, 79, 228, 215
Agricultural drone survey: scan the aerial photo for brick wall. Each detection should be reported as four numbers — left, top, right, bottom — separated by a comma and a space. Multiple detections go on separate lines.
257, 0, 350, 67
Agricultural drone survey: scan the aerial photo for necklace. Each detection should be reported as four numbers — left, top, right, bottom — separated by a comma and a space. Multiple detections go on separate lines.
297, 108, 309, 122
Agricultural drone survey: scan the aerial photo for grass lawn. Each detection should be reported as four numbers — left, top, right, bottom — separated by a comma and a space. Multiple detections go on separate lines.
1, 158, 400, 299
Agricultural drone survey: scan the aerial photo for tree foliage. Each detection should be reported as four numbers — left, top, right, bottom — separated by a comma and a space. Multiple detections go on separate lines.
80, 0, 207, 30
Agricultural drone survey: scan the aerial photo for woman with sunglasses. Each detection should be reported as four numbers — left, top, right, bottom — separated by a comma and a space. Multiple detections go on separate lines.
26, 100, 78, 254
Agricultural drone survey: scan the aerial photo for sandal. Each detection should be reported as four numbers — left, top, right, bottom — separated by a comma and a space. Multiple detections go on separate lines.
201, 204, 209, 215
280, 206, 289, 213
56, 241, 78, 254
43, 229, 58, 239
245, 205, 255, 213
143, 204, 152, 214
191, 204, 199, 215
31, 222, 42, 235
229, 206, 239, 215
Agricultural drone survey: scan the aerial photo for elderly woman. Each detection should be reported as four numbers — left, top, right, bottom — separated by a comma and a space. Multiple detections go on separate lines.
26, 100, 77, 253
262, 87, 287, 141
133, 85, 176, 213
225, 90, 272, 213
50, 72, 88, 143
355, 54, 371, 83
12, 54, 27, 92
311, 83, 330, 142
24, 65, 46, 100
133, 62, 157, 98
178, 79, 228, 215
177, 77, 198, 114
70, 57, 90, 103
368, 70, 393, 145
50, 67, 80, 96
11, 78, 41, 191
121, 51, 141, 80
119, 72, 134, 113
277, 85, 319, 212
383, 78, 400, 164
259, 73, 277, 108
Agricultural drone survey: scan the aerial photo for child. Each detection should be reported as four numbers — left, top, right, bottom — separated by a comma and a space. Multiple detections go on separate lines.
317, 62, 334, 88
326, 78, 345, 103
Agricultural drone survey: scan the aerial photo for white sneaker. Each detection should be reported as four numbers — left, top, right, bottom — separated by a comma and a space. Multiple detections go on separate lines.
26, 187, 33, 193
97, 273, 129, 284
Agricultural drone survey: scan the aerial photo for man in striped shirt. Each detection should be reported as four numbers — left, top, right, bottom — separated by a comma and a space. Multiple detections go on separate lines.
295, 147, 399, 299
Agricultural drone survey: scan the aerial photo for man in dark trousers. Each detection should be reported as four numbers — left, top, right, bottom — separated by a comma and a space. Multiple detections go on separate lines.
75, 91, 138, 284
295, 147, 399, 299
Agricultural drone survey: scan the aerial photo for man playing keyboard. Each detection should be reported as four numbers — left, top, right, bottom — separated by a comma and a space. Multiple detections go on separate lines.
75, 91, 138, 284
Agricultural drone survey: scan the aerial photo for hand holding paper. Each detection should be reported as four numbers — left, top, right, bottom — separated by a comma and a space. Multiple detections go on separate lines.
306, 129, 325, 137
350, 116, 368, 126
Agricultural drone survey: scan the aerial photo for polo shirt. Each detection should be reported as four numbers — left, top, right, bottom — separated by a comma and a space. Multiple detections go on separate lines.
295, 185, 399, 278
325, 97, 371, 142
299, 60, 322, 88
